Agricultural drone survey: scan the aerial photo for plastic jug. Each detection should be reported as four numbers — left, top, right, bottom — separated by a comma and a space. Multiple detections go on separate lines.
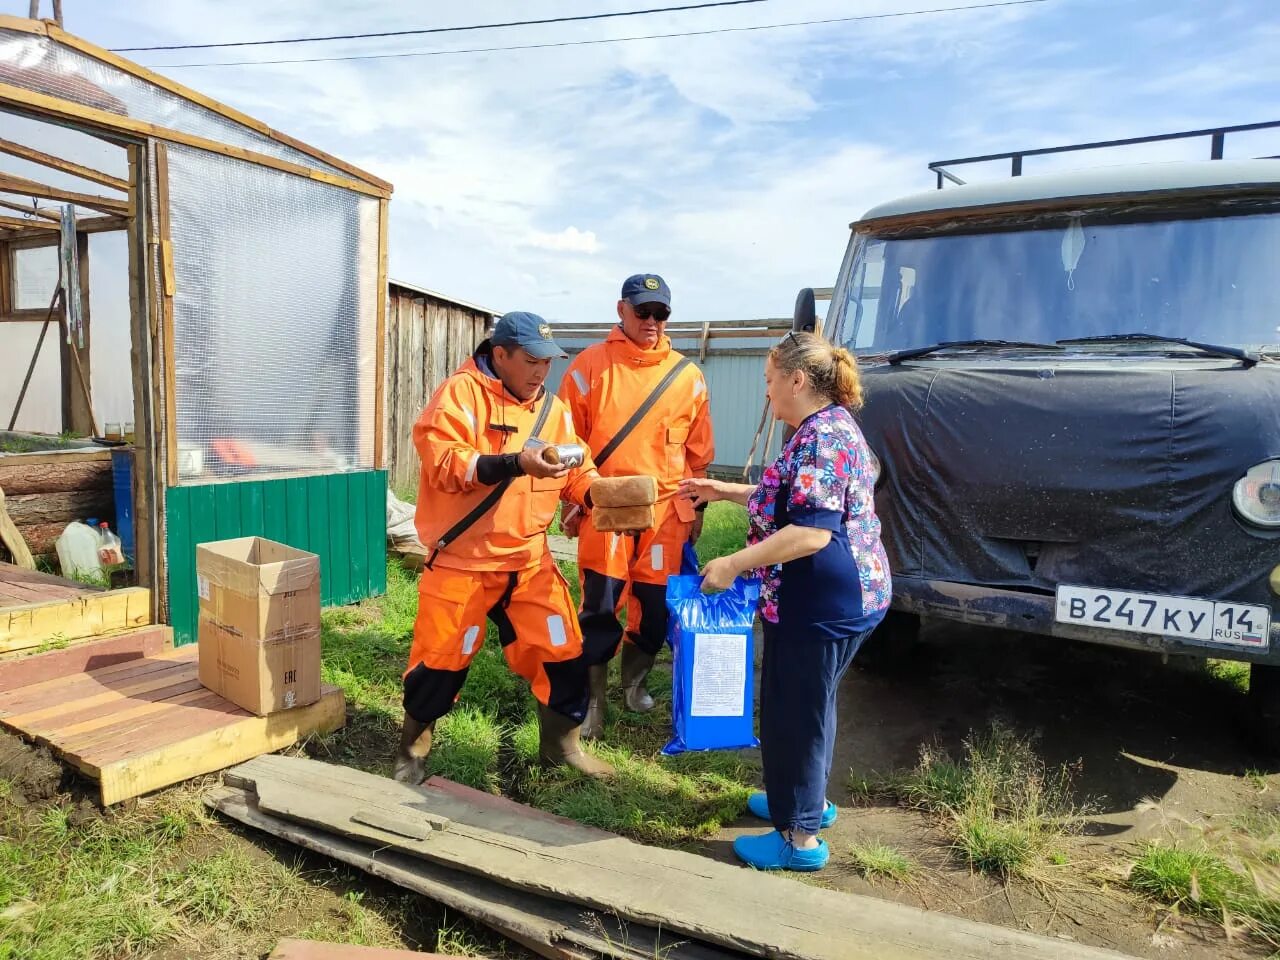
97, 522, 124, 566
56, 522, 104, 580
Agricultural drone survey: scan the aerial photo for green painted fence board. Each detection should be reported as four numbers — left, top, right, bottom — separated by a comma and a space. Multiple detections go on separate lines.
326, 474, 352, 605
165, 470, 387, 645
366, 471, 387, 596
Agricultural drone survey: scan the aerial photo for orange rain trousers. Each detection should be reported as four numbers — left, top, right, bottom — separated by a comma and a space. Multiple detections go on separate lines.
403, 551, 590, 725
577, 500, 693, 663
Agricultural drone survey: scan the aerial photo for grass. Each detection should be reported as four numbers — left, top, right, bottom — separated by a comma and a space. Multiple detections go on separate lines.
0, 501, 756, 958
1129, 842, 1280, 943
870, 723, 1083, 880
0, 782, 431, 959
1207, 658, 1251, 694
314, 501, 759, 843
846, 840, 916, 883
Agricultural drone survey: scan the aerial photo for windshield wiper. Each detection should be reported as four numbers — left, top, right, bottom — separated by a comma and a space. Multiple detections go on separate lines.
888, 339, 1064, 365
1056, 333, 1258, 367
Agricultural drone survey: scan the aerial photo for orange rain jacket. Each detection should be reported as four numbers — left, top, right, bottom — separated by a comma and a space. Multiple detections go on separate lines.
414, 353, 597, 572
558, 327, 713, 520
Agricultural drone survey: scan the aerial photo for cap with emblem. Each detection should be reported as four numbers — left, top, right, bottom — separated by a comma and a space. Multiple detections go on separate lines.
490, 311, 567, 359
621, 273, 671, 307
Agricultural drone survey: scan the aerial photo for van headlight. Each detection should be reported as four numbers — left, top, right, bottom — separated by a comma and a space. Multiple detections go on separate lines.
1233, 461, 1280, 529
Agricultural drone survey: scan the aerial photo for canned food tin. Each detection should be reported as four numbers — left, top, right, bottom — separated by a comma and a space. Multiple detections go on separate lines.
549, 443, 585, 468
524, 438, 585, 468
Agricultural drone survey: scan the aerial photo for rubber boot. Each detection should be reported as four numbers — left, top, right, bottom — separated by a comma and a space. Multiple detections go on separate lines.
392, 715, 435, 785
580, 663, 609, 740
620, 643, 656, 713
537, 703, 615, 779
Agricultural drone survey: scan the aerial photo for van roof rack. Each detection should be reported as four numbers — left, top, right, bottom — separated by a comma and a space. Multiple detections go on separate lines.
928, 120, 1280, 189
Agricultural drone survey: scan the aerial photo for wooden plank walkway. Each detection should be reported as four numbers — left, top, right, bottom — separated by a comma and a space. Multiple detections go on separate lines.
210, 784, 746, 960
221, 755, 1140, 960
0, 561, 100, 606
0, 561, 151, 654
0, 645, 344, 804
0, 625, 171, 693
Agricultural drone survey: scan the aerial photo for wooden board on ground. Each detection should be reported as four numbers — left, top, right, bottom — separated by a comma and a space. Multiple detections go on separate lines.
0, 581, 151, 654
0, 646, 344, 804
0, 624, 171, 692
0, 489, 34, 569
209, 785, 746, 960
223, 755, 1140, 960
269, 938, 458, 959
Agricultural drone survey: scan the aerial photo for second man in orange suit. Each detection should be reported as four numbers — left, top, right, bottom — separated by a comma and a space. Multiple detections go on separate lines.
559, 274, 715, 737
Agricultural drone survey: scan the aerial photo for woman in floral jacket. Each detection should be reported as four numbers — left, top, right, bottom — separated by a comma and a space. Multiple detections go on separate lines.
680, 331, 890, 872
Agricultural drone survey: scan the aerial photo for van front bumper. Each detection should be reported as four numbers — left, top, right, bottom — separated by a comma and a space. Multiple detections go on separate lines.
892, 575, 1280, 665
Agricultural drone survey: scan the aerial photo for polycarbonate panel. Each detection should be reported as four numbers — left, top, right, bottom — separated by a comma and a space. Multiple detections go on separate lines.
0, 29, 345, 176
166, 144, 379, 483
11, 243, 57, 309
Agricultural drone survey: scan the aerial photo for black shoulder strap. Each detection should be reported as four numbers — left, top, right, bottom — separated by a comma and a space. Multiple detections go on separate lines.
594, 356, 694, 469
426, 392, 555, 570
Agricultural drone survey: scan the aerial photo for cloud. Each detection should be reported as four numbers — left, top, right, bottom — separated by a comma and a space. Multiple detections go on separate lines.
70, 0, 1280, 325
523, 226, 600, 254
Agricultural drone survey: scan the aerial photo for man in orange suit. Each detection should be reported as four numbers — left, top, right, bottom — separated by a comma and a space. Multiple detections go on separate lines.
396, 311, 614, 784
559, 275, 714, 737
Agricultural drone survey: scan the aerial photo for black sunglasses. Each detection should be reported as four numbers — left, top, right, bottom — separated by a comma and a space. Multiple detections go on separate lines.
634, 304, 670, 322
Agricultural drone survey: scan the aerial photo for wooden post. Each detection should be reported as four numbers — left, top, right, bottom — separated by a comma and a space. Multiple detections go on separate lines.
374, 197, 388, 470
127, 143, 158, 610
152, 144, 179, 489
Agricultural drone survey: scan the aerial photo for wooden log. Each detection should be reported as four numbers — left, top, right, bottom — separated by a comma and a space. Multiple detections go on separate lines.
0, 457, 111, 495
5, 489, 113, 526
13, 521, 66, 557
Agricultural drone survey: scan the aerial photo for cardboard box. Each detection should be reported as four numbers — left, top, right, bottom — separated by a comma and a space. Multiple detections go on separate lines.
196, 536, 321, 716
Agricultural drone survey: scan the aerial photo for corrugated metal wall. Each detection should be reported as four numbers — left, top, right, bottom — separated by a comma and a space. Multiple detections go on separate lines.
547, 324, 787, 477
166, 469, 387, 645
386, 283, 494, 494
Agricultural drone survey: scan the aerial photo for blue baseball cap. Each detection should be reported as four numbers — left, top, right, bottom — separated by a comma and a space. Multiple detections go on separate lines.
620, 273, 671, 307
490, 311, 566, 359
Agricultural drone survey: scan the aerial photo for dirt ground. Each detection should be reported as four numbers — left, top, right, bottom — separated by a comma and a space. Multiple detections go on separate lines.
706, 621, 1277, 959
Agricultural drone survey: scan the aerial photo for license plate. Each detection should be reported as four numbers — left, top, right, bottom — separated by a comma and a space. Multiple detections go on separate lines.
1055, 585, 1270, 649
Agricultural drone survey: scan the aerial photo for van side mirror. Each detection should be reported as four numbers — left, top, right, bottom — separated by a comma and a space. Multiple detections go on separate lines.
792, 288, 816, 333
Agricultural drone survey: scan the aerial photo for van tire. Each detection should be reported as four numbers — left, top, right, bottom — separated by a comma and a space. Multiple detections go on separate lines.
1248, 663, 1280, 755
855, 610, 920, 674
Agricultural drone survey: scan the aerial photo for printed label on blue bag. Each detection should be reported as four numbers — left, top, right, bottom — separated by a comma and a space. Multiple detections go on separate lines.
691, 633, 747, 717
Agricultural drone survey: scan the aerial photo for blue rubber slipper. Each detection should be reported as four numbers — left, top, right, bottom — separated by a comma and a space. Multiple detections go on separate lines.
733, 830, 830, 872
747, 791, 838, 829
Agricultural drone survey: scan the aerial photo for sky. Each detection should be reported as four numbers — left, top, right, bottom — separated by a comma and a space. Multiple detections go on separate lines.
6, 0, 1280, 328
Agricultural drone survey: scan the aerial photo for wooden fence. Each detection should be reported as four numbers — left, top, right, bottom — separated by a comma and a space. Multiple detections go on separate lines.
385, 280, 496, 494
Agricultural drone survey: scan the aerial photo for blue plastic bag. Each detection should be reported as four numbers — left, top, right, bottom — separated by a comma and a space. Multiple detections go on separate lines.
662, 546, 761, 756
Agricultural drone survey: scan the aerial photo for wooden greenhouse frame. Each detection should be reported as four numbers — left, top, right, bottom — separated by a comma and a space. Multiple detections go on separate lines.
0, 15, 392, 645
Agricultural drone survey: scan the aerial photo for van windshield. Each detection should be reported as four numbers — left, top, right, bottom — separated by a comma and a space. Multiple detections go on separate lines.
834, 209, 1280, 353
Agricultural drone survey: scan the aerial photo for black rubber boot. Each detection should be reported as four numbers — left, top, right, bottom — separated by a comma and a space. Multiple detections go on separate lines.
392, 715, 435, 785
620, 644, 656, 713
580, 663, 609, 740
537, 703, 615, 779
